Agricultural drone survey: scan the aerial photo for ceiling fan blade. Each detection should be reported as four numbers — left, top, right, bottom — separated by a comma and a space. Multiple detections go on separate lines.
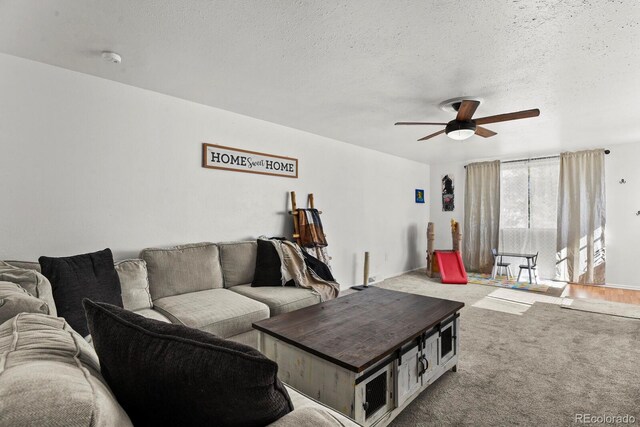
395, 122, 447, 125
456, 100, 480, 121
475, 126, 497, 138
474, 108, 540, 125
417, 129, 445, 141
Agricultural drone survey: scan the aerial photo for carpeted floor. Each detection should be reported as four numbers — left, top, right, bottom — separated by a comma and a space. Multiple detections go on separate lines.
561, 297, 640, 320
375, 270, 640, 426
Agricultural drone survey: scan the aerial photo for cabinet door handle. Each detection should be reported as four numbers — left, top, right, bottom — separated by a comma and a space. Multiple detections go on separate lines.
418, 355, 428, 376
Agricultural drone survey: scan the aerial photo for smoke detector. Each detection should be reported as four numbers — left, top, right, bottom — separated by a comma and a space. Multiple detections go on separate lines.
101, 51, 122, 64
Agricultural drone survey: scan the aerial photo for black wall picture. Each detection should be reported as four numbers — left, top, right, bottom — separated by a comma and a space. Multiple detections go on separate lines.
442, 175, 454, 211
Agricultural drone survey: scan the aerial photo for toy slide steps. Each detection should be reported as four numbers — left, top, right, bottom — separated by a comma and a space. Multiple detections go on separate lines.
434, 251, 468, 284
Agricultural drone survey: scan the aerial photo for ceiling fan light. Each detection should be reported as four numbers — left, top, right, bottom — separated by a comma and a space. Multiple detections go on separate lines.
447, 129, 475, 140
445, 121, 476, 141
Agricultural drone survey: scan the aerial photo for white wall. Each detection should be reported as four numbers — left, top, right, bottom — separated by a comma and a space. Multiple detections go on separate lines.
0, 53, 430, 288
429, 147, 640, 288
605, 142, 640, 288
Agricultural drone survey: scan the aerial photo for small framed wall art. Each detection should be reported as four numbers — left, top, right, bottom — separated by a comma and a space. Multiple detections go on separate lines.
442, 174, 454, 211
415, 189, 425, 204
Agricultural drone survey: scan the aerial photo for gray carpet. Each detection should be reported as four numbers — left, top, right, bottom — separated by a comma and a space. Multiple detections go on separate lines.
562, 297, 640, 320
375, 271, 640, 426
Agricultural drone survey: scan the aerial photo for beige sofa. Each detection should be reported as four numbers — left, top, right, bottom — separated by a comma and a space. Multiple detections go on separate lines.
1, 241, 357, 426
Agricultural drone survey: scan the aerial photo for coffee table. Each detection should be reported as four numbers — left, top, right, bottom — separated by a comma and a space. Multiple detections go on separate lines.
253, 287, 464, 427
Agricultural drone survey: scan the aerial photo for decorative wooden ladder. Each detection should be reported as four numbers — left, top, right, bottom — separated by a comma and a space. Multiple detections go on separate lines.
288, 191, 324, 245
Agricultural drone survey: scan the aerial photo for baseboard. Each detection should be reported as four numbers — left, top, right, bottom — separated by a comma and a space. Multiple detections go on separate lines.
340, 267, 426, 291
600, 283, 640, 291
370, 267, 426, 285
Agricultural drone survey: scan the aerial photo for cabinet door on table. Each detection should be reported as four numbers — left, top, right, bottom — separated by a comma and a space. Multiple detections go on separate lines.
421, 334, 438, 384
439, 318, 457, 367
395, 344, 421, 407
355, 364, 394, 426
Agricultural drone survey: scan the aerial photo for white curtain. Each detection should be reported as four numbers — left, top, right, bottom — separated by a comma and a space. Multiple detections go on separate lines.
556, 149, 606, 284
499, 157, 559, 279
463, 160, 500, 273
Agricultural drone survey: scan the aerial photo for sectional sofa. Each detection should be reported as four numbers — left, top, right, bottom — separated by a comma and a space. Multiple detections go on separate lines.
1, 240, 356, 426
9, 240, 326, 347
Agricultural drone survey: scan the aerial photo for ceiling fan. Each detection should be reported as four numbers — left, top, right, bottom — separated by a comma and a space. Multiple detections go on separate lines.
395, 100, 540, 141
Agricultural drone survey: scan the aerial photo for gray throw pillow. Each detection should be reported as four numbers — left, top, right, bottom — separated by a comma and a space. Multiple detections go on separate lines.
0, 281, 49, 325
0, 260, 57, 316
115, 259, 153, 311
83, 299, 293, 427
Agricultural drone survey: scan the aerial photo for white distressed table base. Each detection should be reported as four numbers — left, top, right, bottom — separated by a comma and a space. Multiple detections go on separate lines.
259, 316, 460, 427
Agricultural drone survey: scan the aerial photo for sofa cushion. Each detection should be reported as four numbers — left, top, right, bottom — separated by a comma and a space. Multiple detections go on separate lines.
271, 386, 358, 427
266, 407, 349, 427
141, 242, 223, 300
84, 300, 293, 427
115, 259, 153, 311
230, 285, 321, 316
133, 308, 171, 323
153, 288, 269, 338
226, 329, 260, 349
39, 248, 123, 338
0, 281, 49, 324
0, 313, 132, 427
219, 241, 257, 287
0, 261, 56, 316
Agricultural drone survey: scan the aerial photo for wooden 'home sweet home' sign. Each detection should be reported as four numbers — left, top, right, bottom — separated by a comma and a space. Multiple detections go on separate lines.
202, 143, 298, 178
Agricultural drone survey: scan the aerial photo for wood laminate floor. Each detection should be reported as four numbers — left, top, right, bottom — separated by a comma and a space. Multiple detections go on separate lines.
562, 283, 640, 305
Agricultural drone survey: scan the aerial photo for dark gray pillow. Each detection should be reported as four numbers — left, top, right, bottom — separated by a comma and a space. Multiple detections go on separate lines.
83, 299, 293, 427
39, 248, 122, 337
252, 238, 284, 287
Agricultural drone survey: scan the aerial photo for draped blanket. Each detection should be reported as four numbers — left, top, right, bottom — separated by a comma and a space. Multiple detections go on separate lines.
270, 240, 339, 302
296, 209, 327, 248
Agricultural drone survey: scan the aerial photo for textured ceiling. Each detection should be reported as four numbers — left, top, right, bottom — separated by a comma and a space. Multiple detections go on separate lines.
1, 0, 639, 163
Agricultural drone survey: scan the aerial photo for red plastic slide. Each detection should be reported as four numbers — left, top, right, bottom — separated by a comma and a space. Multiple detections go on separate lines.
435, 251, 468, 284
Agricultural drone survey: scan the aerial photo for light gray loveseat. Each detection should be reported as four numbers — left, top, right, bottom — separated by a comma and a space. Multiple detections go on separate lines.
1, 241, 357, 427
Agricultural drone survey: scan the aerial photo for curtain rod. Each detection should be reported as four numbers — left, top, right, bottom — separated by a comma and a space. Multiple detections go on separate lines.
464, 149, 610, 168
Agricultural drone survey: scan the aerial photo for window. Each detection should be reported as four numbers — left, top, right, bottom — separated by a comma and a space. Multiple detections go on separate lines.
500, 157, 559, 279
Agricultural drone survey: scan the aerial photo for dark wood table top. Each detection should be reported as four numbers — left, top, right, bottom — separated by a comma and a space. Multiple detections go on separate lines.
253, 287, 464, 373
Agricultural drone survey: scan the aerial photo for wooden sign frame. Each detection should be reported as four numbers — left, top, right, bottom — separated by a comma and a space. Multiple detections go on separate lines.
202, 143, 298, 178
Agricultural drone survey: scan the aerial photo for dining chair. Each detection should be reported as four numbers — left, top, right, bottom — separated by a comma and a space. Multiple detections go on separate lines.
517, 252, 539, 284
491, 249, 513, 279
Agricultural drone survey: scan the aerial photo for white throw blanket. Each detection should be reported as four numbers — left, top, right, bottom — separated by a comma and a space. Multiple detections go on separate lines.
269, 240, 339, 302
